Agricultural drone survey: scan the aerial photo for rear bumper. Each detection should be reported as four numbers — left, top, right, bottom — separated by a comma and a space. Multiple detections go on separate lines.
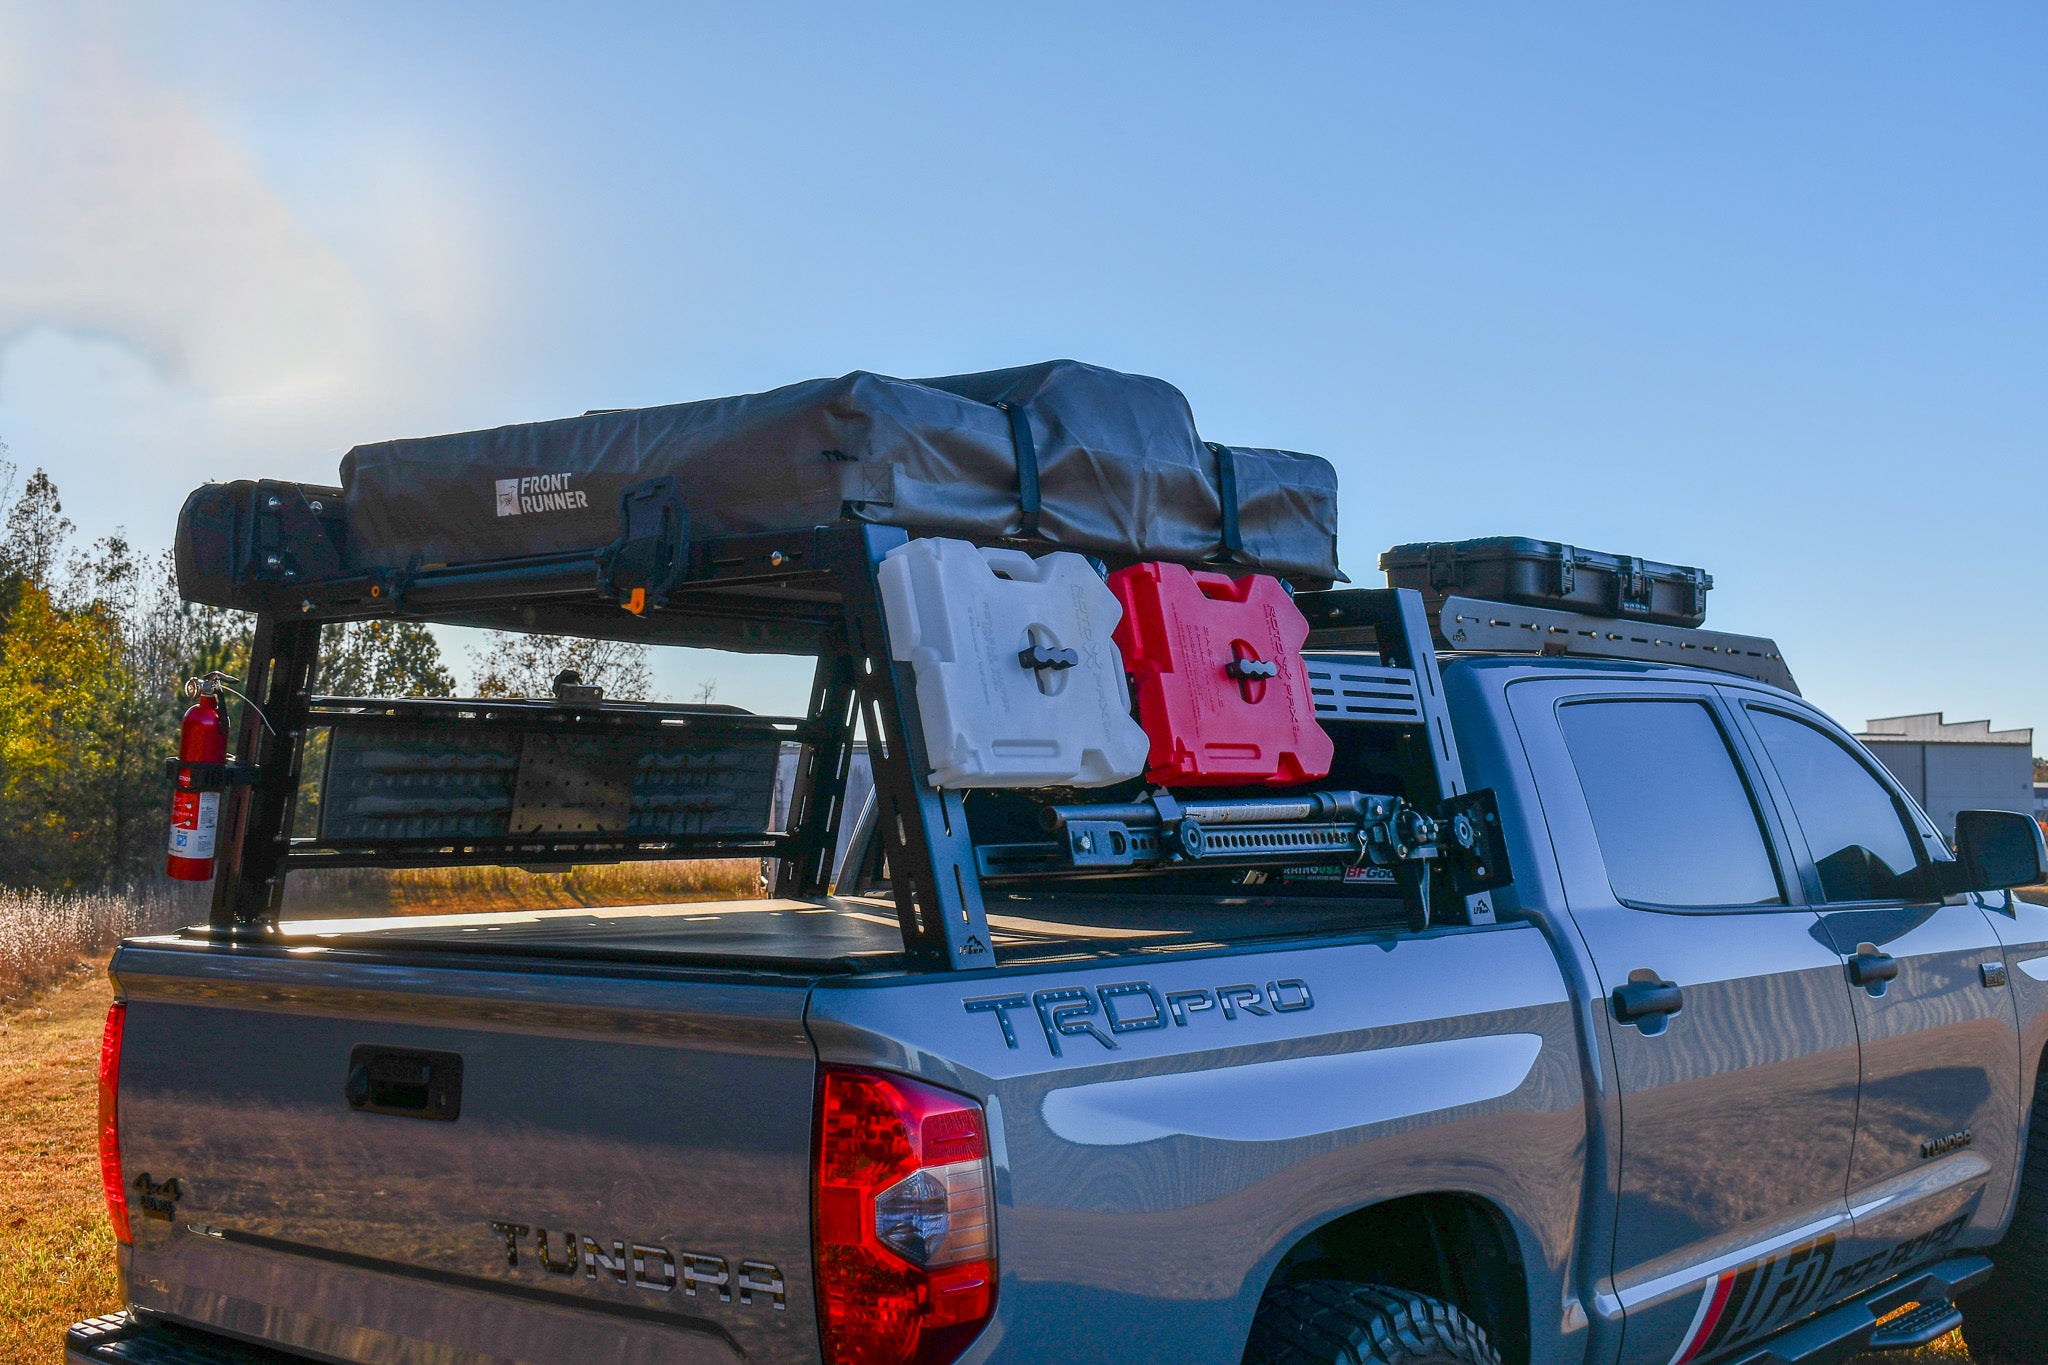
67, 1312, 317, 1364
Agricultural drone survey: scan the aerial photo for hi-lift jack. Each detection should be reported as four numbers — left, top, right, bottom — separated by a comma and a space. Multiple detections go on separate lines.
980, 787, 1514, 933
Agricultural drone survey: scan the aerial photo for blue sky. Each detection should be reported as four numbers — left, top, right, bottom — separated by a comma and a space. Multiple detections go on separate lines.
0, 4, 2042, 737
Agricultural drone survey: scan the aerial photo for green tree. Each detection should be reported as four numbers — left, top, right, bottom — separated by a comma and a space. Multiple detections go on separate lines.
2, 467, 72, 588
318, 621, 456, 697
472, 631, 655, 699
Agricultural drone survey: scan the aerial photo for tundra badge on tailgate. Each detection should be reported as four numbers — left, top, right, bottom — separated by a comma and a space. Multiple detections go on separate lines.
487, 1223, 785, 1310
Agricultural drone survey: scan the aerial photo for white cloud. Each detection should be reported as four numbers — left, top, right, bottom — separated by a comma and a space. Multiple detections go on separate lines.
0, 7, 494, 543
0, 15, 378, 408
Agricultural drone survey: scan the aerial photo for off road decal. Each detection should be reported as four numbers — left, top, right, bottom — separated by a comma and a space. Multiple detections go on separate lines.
1667, 1234, 1833, 1365
1664, 1213, 1969, 1364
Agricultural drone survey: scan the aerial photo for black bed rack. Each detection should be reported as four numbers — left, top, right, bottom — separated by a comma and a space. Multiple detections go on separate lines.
191, 492, 1490, 968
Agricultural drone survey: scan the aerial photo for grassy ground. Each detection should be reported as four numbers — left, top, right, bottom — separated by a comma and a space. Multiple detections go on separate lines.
0, 885, 200, 1003
0, 963, 120, 1365
279, 857, 762, 917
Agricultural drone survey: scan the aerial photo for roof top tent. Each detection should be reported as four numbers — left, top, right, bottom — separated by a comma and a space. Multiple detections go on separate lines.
171, 362, 1791, 969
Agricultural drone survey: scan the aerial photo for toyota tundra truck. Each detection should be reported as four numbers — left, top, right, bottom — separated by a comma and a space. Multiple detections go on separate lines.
66, 464, 2048, 1365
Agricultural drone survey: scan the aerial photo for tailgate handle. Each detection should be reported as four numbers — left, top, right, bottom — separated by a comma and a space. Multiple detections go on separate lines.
346, 1046, 463, 1121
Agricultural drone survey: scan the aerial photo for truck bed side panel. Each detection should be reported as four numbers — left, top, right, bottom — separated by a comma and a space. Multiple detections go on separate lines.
807, 926, 1586, 1365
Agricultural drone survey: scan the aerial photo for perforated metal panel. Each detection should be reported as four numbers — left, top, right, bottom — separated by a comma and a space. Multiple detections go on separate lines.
1303, 657, 1425, 725
509, 735, 633, 834
318, 725, 517, 842
318, 720, 781, 845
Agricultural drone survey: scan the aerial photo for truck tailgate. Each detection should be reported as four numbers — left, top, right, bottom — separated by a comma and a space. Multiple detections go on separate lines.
109, 941, 821, 1365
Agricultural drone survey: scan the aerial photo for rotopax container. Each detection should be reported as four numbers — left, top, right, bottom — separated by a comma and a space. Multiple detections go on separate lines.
879, 537, 1149, 789
1107, 562, 1333, 787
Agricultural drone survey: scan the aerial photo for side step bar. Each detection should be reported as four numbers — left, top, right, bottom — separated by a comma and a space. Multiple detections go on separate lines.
1865, 1298, 1963, 1351
67, 1312, 314, 1364
1728, 1253, 1990, 1365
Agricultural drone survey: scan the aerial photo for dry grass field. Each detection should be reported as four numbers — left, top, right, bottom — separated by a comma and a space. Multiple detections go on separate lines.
279, 857, 763, 917
1, 965, 122, 1364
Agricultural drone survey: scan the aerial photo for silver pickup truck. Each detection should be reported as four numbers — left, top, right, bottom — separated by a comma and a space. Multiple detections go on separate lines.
69, 497, 2048, 1365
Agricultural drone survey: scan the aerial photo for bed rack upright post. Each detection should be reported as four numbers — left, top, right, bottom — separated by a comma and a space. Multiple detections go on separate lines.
828, 524, 996, 970
208, 614, 322, 933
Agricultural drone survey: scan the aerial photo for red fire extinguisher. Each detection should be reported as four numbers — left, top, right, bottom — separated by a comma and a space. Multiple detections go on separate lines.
166, 680, 228, 881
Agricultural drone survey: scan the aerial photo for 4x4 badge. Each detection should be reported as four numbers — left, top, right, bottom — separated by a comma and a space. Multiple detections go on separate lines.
132, 1174, 182, 1222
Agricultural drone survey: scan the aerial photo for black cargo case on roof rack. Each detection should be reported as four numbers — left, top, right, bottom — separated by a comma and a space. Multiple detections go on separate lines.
1382, 536, 1711, 628
1370, 535, 1794, 691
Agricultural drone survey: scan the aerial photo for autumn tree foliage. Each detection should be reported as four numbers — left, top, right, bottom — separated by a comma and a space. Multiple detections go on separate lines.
0, 459, 463, 889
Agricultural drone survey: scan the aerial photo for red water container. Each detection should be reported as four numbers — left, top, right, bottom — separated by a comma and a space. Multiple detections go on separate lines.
1107, 562, 1333, 787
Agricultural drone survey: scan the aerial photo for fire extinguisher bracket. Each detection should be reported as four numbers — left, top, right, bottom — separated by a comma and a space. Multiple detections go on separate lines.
163, 759, 261, 791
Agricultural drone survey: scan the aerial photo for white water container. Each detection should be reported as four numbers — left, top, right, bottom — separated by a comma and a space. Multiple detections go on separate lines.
879, 538, 1149, 788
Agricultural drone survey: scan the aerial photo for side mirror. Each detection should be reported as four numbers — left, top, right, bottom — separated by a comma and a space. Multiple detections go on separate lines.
1952, 810, 2048, 893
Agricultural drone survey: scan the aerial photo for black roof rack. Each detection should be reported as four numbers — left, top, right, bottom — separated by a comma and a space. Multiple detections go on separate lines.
1432, 595, 1798, 693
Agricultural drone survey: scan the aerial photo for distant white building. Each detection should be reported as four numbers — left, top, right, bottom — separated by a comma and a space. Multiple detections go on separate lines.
1855, 713, 2034, 837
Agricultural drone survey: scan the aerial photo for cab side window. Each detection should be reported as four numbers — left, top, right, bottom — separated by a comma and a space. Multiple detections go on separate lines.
1558, 699, 1784, 909
1748, 708, 1925, 903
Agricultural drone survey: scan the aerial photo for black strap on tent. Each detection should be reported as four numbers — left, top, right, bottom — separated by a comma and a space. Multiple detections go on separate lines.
1206, 442, 1243, 562
994, 400, 1041, 539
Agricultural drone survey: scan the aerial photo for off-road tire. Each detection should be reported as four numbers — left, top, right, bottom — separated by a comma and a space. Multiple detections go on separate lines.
1243, 1282, 1500, 1365
1963, 1067, 2048, 1360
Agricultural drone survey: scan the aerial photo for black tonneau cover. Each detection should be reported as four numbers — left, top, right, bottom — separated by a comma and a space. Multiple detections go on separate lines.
224, 894, 1390, 972
338, 359, 1340, 583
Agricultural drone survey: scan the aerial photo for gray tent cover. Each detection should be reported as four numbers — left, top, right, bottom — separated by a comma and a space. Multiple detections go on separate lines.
339, 360, 1341, 583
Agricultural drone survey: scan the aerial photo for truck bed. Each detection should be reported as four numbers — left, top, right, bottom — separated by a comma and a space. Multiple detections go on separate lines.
182, 892, 1400, 973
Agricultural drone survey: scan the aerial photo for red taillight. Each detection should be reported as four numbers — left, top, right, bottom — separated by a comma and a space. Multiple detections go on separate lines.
815, 1067, 996, 1365
98, 1001, 130, 1245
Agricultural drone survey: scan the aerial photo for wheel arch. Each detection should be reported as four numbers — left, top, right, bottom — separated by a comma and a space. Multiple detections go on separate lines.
1255, 1191, 1534, 1365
